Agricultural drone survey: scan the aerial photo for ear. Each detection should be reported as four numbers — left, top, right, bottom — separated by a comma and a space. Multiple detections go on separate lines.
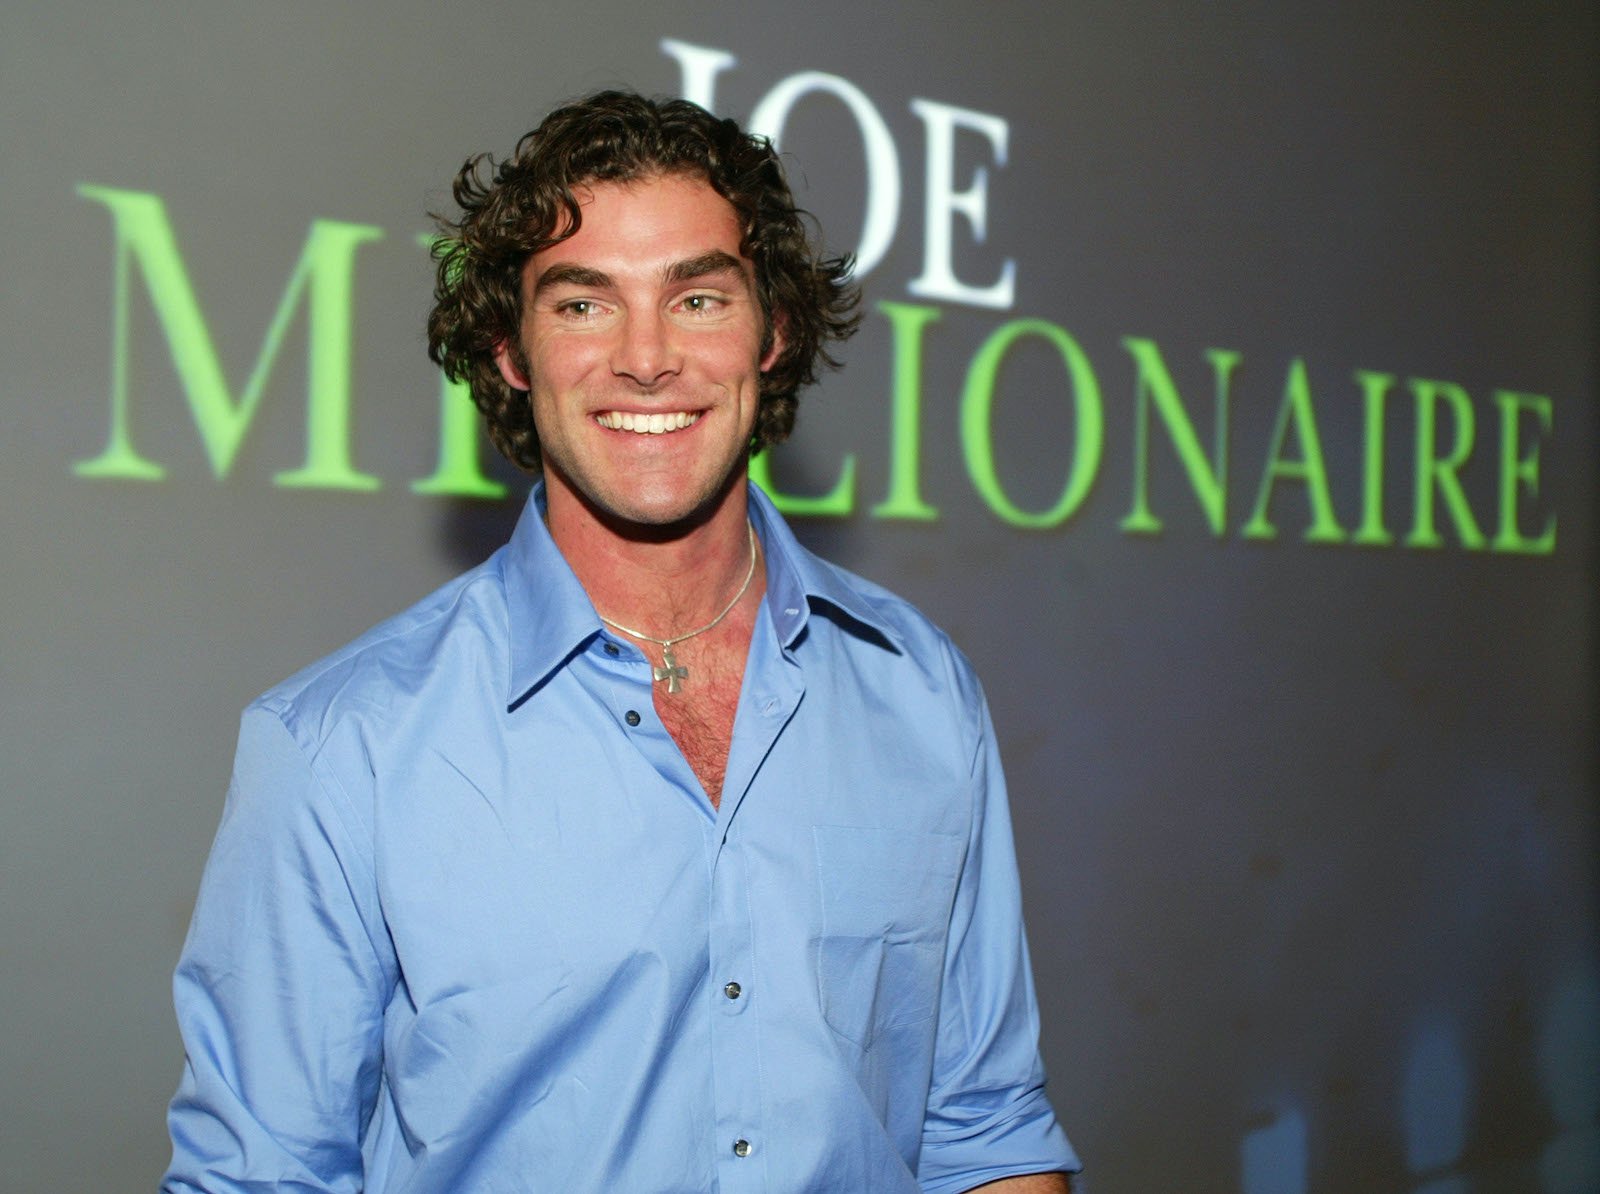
494, 340, 531, 391
759, 315, 787, 373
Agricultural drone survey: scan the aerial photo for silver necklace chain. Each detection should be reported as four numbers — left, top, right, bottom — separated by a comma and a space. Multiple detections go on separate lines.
595, 522, 757, 693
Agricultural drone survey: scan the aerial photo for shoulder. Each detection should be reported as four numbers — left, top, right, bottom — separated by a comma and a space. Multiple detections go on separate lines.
793, 543, 988, 729
252, 550, 510, 757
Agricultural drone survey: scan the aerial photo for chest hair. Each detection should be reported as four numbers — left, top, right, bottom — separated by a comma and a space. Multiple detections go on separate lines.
650, 629, 749, 807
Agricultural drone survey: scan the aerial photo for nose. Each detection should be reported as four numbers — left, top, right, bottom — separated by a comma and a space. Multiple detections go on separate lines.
610, 310, 682, 388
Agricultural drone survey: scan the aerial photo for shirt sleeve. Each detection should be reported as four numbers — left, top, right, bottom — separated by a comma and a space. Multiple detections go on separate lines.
917, 684, 1081, 1193
163, 703, 395, 1193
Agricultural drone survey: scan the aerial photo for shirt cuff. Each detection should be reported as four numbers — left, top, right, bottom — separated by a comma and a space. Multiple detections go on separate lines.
917, 1085, 1082, 1193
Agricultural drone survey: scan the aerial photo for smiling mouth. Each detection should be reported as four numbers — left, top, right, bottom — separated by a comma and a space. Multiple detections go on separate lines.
594, 411, 702, 434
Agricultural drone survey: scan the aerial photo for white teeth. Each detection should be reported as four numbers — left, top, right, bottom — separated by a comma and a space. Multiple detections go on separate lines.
596, 411, 699, 434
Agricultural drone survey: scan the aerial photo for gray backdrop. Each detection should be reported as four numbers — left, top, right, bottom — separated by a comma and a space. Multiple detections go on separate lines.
2, 4, 1595, 1191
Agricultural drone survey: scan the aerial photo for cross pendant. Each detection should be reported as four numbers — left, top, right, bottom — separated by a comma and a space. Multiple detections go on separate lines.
653, 643, 689, 693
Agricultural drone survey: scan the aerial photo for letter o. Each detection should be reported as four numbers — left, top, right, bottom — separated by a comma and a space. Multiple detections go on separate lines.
748, 72, 901, 277
961, 319, 1105, 528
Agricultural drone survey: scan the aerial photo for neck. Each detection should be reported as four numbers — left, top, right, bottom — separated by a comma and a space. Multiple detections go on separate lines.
542, 476, 760, 637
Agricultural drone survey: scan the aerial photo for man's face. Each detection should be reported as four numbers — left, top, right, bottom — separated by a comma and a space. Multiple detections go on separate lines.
496, 173, 781, 531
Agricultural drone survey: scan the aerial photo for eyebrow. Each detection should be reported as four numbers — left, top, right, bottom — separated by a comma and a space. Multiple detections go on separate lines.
533, 264, 613, 295
532, 250, 748, 297
662, 250, 747, 286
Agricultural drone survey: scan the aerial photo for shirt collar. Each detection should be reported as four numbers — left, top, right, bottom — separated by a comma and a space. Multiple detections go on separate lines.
746, 482, 905, 656
502, 483, 602, 709
501, 479, 904, 708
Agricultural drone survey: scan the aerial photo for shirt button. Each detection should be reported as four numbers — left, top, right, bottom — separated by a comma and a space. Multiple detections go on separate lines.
625, 710, 641, 726
603, 641, 620, 656
732, 1139, 752, 1158
723, 981, 742, 1000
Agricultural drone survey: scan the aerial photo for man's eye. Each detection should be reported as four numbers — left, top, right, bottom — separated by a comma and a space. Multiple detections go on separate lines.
558, 300, 601, 319
682, 294, 722, 314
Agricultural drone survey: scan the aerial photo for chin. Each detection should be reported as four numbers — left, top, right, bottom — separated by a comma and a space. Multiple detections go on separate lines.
548, 449, 748, 534
618, 461, 747, 523
589, 485, 721, 532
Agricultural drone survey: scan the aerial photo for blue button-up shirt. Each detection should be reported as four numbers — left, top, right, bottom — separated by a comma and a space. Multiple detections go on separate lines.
165, 483, 1078, 1193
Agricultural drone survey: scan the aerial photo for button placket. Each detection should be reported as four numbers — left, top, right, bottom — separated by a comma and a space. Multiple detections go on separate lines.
707, 841, 762, 1186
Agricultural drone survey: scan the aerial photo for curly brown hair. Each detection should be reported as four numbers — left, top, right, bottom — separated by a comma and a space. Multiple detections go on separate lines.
426, 90, 861, 473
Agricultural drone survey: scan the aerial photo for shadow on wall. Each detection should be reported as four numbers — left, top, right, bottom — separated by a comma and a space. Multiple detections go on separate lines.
431, 481, 529, 576
1240, 961, 1599, 1194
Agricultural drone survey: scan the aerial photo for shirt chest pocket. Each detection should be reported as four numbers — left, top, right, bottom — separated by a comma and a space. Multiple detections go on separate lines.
812, 824, 966, 1051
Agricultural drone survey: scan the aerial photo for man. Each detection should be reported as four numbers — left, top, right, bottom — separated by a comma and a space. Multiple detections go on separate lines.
165, 91, 1079, 1193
